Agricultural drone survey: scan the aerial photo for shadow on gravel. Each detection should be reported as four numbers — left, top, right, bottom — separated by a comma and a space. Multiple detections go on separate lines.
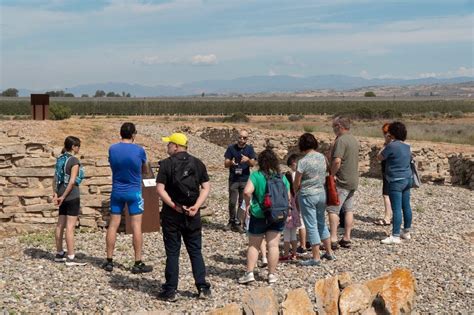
210, 253, 246, 265
354, 214, 377, 223
108, 273, 162, 297
108, 274, 196, 299
351, 228, 387, 240
23, 248, 127, 270
207, 265, 241, 280
202, 221, 228, 232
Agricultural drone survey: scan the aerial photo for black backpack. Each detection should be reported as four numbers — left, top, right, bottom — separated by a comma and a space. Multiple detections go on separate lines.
261, 173, 289, 225
170, 154, 200, 207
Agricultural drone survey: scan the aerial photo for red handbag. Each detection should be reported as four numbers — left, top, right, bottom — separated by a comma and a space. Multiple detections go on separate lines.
325, 175, 340, 206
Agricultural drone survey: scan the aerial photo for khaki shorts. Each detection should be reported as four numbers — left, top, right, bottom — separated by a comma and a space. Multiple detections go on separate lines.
326, 187, 356, 214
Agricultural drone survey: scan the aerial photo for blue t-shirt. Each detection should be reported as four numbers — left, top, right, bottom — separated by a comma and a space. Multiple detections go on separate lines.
109, 142, 147, 193
381, 140, 412, 182
224, 144, 257, 182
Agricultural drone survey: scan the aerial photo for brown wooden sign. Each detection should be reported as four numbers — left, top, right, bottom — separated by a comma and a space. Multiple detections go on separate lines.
125, 163, 160, 234
31, 94, 49, 120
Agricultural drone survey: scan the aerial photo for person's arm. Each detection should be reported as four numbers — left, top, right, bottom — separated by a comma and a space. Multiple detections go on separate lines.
224, 158, 237, 168
330, 158, 342, 176
241, 155, 257, 167
185, 181, 210, 216
57, 164, 79, 206
294, 171, 302, 193
243, 179, 255, 216
157, 183, 183, 213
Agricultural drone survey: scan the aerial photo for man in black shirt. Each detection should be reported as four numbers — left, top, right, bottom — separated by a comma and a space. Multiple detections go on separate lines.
224, 130, 257, 232
156, 133, 211, 302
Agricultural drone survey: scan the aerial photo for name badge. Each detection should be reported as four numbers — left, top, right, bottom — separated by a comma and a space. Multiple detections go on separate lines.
235, 167, 243, 175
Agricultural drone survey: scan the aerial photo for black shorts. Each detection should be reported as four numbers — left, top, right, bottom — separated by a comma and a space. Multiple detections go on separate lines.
59, 198, 80, 216
382, 177, 390, 196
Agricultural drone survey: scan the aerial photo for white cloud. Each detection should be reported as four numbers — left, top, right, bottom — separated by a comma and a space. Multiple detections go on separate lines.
190, 54, 218, 65
359, 70, 370, 79
417, 67, 474, 79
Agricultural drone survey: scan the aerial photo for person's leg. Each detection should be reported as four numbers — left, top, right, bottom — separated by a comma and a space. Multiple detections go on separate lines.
228, 181, 239, 226
236, 182, 246, 227
316, 192, 333, 256
55, 215, 67, 253
65, 215, 78, 256
162, 215, 182, 293
343, 194, 354, 241
246, 235, 263, 272
130, 214, 143, 261
182, 221, 209, 291
260, 237, 267, 262
298, 226, 307, 249
299, 195, 321, 260
328, 212, 340, 243
290, 228, 298, 256
389, 189, 402, 237
383, 195, 392, 222
106, 214, 122, 259
265, 231, 280, 275
282, 227, 291, 256
401, 181, 412, 232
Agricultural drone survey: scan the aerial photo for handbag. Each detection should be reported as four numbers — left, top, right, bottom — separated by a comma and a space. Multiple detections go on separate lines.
325, 175, 340, 206
410, 159, 421, 188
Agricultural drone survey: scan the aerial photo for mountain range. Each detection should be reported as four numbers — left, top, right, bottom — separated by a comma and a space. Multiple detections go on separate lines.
17, 75, 474, 97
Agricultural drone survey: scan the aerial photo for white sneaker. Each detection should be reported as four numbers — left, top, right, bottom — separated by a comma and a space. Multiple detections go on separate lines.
238, 271, 255, 284
401, 231, 411, 240
268, 273, 278, 284
381, 235, 401, 245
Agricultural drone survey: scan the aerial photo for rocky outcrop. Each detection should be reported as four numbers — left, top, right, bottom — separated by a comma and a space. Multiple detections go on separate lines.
207, 269, 417, 314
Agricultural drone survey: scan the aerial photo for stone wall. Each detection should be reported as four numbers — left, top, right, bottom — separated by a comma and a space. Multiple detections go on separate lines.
0, 131, 112, 234
188, 125, 474, 188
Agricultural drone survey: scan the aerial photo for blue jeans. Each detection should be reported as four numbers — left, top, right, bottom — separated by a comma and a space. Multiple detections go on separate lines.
298, 191, 329, 245
388, 178, 412, 236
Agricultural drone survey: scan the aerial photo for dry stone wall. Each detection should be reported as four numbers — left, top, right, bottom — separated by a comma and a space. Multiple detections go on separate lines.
0, 131, 112, 235
189, 125, 474, 188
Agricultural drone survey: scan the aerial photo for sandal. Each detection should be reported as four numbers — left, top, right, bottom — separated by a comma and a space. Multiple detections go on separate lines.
339, 239, 352, 249
374, 218, 391, 226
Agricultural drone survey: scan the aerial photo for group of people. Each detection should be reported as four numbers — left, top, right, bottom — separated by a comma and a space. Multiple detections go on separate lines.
52, 116, 414, 300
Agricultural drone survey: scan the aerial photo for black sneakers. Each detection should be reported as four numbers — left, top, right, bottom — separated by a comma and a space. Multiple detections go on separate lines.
102, 261, 114, 272
54, 253, 66, 262
158, 290, 178, 302
198, 287, 212, 299
65, 257, 87, 266
131, 262, 153, 274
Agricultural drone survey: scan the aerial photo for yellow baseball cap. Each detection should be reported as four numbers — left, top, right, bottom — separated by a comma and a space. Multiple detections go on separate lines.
162, 132, 188, 147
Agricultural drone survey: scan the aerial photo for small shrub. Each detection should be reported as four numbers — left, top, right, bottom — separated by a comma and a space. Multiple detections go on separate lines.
223, 112, 250, 123
49, 104, 71, 120
350, 107, 375, 119
364, 91, 376, 97
303, 125, 315, 132
380, 109, 402, 119
450, 111, 464, 118
288, 114, 304, 121
426, 111, 442, 119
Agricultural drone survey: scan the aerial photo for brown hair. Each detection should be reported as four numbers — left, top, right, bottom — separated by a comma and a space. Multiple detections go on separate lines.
382, 123, 390, 134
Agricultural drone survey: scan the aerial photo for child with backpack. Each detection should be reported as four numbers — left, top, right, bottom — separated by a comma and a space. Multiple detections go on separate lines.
53, 136, 86, 266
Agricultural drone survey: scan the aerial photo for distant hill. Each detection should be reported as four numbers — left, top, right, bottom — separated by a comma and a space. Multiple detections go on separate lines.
15, 75, 474, 97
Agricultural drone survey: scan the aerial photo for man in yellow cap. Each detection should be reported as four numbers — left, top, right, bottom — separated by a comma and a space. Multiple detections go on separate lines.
156, 132, 211, 301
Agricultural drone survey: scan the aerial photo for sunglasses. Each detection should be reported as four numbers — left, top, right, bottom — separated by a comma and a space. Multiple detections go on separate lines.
239, 136, 248, 140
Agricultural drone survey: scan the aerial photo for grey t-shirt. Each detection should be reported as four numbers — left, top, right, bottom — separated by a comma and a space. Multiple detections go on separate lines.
57, 156, 80, 201
332, 133, 360, 190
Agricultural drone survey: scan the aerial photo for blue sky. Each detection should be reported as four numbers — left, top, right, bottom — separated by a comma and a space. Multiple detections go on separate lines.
1, 0, 473, 90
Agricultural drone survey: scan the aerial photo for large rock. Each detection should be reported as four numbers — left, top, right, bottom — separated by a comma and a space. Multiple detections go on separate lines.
373, 269, 416, 315
281, 288, 315, 315
0, 144, 25, 155
1, 187, 51, 198
314, 276, 340, 315
14, 157, 56, 168
364, 273, 391, 300
339, 284, 372, 315
81, 194, 110, 208
2, 206, 25, 213
85, 167, 112, 177
22, 197, 43, 206
13, 216, 56, 224
25, 204, 56, 213
0, 168, 53, 177
79, 218, 97, 228
208, 303, 241, 315
338, 272, 353, 290
82, 177, 112, 186
3, 196, 20, 206
242, 287, 279, 315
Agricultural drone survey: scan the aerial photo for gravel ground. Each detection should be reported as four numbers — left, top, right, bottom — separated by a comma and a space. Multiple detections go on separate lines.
1, 125, 473, 314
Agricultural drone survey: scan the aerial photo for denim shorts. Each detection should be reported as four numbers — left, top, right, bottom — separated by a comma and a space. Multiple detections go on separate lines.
110, 191, 144, 216
247, 214, 285, 236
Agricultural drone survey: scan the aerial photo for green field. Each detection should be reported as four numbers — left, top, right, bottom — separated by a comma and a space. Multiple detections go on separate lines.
1, 97, 473, 117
